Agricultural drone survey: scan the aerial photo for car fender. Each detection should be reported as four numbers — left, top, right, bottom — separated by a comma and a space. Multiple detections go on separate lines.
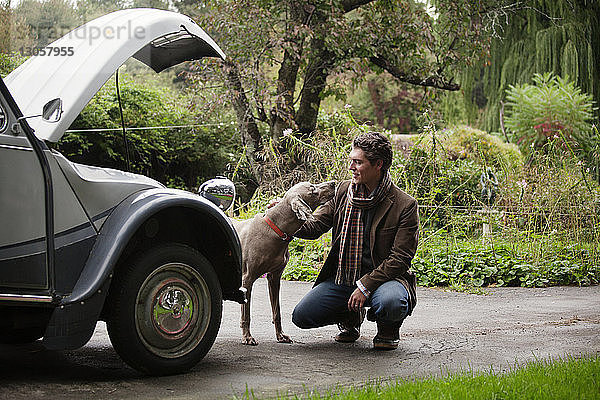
62, 188, 243, 306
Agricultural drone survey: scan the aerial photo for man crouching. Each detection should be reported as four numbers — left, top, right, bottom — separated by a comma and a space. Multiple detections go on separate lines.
291, 131, 419, 350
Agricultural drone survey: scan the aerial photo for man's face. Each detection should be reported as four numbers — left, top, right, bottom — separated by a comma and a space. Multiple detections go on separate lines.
348, 147, 382, 192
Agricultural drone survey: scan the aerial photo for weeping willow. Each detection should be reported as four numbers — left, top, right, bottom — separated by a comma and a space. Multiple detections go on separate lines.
461, 1, 599, 132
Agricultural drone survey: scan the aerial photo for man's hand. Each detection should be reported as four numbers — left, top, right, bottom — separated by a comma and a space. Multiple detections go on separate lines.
348, 288, 367, 312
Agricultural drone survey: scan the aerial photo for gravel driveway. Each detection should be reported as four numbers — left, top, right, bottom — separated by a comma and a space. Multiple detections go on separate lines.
1, 280, 599, 399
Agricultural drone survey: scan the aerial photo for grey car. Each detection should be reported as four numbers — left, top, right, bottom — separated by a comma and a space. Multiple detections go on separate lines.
0, 9, 245, 375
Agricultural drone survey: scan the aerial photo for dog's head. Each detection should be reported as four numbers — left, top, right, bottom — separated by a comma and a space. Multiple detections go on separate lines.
283, 181, 336, 222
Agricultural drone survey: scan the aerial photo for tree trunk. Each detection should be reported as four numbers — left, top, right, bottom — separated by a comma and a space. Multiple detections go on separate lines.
270, 47, 302, 141
295, 37, 334, 136
270, 1, 314, 141
222, 59, 263, 184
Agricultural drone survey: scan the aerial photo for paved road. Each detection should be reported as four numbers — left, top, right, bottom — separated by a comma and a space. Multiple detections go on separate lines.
1, 280, 599, 399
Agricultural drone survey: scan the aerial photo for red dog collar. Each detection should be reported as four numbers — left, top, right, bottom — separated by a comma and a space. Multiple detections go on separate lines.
264, 215, 293, 242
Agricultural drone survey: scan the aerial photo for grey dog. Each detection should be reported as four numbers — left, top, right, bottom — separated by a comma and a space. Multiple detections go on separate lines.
231, 181, 336, 345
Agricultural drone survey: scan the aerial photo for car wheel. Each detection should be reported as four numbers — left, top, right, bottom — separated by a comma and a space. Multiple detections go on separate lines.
106, 243, 222, 375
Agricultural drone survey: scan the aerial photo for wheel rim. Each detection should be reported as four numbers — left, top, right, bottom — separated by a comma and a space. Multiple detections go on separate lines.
135, 263, 211, 359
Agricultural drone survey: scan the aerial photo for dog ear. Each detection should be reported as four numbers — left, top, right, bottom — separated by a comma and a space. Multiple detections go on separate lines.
290, 198, 315, 221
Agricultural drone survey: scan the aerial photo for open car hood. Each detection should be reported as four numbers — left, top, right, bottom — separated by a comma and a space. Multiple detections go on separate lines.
4, 8, 225, 142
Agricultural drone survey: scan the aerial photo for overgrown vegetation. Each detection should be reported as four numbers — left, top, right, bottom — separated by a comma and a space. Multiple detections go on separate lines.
504, 72, 599, 182
54, 74, 239, 189
457, 0, 600, 132
245, 106, 599, 290
241, 355, 600, 400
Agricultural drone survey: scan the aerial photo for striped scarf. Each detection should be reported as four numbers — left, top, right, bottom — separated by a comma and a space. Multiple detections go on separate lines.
335, 172, 392, 286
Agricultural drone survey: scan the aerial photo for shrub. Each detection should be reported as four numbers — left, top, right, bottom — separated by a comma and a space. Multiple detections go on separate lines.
504, 72, 595, 158
405, 125, 523, 173
54, 74, 238, 189
393, 125, 523, 231
413, 238, 600, 288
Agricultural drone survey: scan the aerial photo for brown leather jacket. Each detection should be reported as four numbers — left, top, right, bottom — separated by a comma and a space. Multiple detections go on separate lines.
295, 180, 419, 313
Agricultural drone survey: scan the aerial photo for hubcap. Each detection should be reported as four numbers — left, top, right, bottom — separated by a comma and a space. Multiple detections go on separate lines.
135, 263, 211, 358
154, 284, 193, 335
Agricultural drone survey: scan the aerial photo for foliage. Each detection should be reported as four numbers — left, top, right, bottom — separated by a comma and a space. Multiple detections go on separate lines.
259, 355, 600, 400
268, 109, 599, 289
413, 238, 599, 289
283, 234, 331, 282
499, 155, 599, 231
395, 124, 523, 230
439, 125, 523, 171
0, 52, 27, 77
76, 0, 170, 24
0, 2, 34, 54
188, 0, 507, 188
458, 1, 600, 132
54, 74, 238, 189
15, 0, 79, 47
238, 107, 358, 197
504, 73, 595, 157
343, 75, 432, 134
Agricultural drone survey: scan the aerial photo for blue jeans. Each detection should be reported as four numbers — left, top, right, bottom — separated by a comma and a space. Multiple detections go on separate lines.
292, 278, 410, 329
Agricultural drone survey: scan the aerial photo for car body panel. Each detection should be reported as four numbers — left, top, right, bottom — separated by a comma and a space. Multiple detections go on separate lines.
4, 8, 225, 142
53, 151, 163, 230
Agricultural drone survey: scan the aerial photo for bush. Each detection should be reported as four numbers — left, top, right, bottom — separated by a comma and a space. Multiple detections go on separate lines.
393, 125, 523, 230
413, 238, 600, 288
504, 72, 596, 158
54, 74, 238, 189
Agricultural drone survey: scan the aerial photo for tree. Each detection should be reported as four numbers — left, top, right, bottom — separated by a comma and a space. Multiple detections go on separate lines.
56, 75, 238, 189
76, 0, 127, 22
460, 0, 600, 133
15, 0, 79, 46
187, 0, 514, 186
0, 0, 34, 56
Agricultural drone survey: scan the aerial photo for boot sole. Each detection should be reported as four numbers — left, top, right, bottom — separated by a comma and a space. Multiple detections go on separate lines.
373, 337, 399, 350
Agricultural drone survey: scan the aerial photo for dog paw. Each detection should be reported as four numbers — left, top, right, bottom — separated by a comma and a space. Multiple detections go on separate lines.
277, 334, 293, 344
243, 337, 258, 346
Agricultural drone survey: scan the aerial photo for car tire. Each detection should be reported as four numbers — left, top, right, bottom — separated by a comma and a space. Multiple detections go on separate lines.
106, 243, 222, 375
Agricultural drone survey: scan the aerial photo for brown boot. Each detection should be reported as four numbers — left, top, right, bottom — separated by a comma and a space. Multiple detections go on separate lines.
373, 322, 400, 350
334, 309, 365, 343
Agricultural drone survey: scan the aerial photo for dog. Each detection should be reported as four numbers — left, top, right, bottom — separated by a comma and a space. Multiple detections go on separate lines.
231, 181, 336, 345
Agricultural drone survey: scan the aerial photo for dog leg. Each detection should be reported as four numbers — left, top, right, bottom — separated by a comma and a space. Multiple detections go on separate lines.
267, 270, 292, 343
241, 278, 258, 346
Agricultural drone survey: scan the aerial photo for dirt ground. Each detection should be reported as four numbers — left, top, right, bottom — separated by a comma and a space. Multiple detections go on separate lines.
1, 280, 599, 400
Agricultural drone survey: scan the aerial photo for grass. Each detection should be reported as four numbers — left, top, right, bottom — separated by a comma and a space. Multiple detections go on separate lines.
239, 355, 600, 399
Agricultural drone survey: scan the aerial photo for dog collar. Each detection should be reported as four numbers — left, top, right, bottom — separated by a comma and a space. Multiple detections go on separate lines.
264, 215, 294, 242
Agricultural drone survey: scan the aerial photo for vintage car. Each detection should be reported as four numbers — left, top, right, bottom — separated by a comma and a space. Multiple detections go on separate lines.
0, 8, 245, 375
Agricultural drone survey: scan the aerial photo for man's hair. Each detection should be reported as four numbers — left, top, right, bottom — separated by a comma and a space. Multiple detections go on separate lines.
352, 131, 393, 173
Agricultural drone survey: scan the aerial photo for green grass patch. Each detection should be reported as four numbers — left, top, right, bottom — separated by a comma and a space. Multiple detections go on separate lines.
239, 355, 600, 399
